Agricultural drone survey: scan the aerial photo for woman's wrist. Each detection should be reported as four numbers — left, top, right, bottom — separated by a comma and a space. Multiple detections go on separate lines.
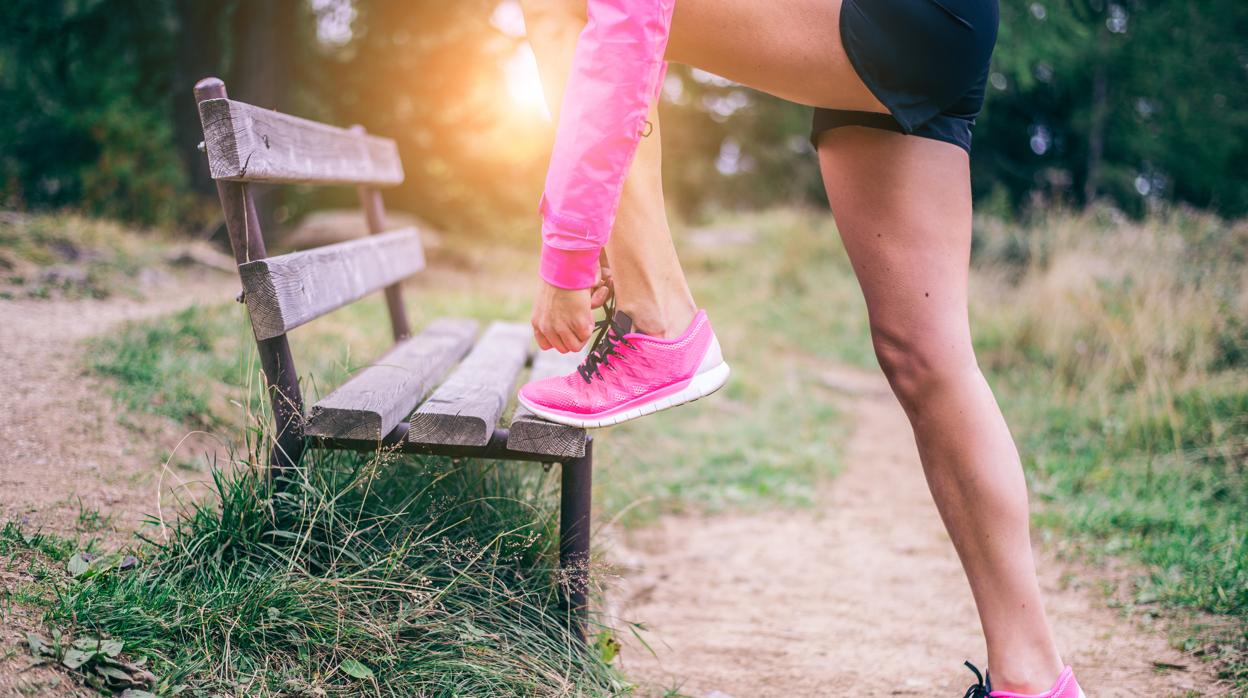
539, 242, 600, 290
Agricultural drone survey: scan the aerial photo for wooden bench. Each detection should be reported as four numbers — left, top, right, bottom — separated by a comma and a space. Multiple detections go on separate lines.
192, 77, 593, 640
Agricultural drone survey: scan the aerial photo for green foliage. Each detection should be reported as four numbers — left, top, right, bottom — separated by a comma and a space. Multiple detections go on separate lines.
975, 0, 1248, 216
0, 0, 192, 226
658, 67, 826, 220
323, 0, 551, 236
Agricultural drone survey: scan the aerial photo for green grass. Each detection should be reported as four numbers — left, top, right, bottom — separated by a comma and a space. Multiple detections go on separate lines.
4, 450, 625, 696
88, 304, 246, 429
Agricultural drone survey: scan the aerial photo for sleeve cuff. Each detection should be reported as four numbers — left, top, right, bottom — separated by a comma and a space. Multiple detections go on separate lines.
539, 243, 600, 290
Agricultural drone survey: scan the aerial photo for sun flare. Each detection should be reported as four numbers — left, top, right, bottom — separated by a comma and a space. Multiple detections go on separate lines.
503, 44, 551, 121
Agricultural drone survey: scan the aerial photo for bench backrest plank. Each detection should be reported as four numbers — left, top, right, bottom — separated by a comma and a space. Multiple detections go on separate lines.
408, 322, 533, 447
239, 227, 426, 340
304, 318, 480, 441
198, 98, 404, 186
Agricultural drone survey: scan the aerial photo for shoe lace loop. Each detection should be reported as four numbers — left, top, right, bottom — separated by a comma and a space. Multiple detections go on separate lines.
962, 661, 992, 698
577, 291, 634, 384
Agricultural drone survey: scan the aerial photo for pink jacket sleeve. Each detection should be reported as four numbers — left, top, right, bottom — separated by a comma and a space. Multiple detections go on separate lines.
538, 0, 676, 290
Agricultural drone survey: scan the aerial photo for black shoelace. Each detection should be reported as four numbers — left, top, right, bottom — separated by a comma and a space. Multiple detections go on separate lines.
962, 661, 993, 698
577, 292, 634, 384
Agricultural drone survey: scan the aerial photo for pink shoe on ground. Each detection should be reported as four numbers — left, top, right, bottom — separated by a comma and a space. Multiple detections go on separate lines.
962, 662, 1087, 698
518, 308, 729, 428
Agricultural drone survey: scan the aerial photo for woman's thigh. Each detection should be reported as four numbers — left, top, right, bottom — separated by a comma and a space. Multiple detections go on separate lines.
667, 0, 884, 112
816, 126, 975, 365
522, 0, 886, 113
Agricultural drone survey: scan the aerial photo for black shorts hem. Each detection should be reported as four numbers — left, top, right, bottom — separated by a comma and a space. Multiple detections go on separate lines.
810, 110, 973, 154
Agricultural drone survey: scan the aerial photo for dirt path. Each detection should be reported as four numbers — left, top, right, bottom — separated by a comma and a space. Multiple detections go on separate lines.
606, 366, 1217, 697
0, 274, 236, 537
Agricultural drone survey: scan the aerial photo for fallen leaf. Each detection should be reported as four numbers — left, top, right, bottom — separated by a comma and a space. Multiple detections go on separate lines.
339, 658, 374, 680
67, 554, 90, 577
62, 647, 92, 670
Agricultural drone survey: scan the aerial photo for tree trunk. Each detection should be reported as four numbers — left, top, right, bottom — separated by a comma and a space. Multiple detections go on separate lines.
173, 0, 227, 198
231, 0, 301, 238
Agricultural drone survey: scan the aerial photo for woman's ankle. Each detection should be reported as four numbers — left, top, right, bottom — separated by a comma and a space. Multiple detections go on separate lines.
989, 654, 1065, 694
618, 298, 697, 339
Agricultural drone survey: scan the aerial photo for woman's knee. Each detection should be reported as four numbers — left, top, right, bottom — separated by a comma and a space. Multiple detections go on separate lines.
871, 322, 978, 413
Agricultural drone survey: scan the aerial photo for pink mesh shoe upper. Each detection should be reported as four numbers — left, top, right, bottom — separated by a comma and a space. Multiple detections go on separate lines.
520, 310, 714, 418
990, 667, 1083, 698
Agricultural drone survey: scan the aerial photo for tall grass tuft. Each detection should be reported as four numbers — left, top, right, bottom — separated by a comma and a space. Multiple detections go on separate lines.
43, 441, 624, 695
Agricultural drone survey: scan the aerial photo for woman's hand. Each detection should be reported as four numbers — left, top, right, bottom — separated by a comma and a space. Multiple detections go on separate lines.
532, 281, 594, 353
532, 252, 612, 353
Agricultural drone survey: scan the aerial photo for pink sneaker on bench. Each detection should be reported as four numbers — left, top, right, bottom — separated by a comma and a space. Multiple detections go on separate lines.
518, 309, 730, 428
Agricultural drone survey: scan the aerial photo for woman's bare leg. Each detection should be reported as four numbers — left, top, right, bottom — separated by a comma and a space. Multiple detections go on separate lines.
522, 0, 884, 337
818, 126, 1064, 693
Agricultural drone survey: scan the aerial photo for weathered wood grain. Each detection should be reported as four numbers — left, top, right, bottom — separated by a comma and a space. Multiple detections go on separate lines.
506, 349, 589, 459
238, 227, 425, 340
408, 322, 533, 447
197, 98, 404, 186
304, 318, 478, 441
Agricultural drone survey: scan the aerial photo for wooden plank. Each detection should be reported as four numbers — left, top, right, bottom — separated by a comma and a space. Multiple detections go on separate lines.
408, 322, 534, 447
197, 98, 404, 186
304, 318, 478, 441
506, 349, 589, 459
238, 227, 425, 340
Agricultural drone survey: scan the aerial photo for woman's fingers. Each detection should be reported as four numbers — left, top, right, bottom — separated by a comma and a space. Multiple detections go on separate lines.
573, 316, 593, 346
534, 327, 553, 351
556, 326, 582, 354
590, 283, 611, 309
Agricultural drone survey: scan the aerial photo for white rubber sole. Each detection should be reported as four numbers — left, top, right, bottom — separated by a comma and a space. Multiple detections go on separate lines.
521, 361, 731, 429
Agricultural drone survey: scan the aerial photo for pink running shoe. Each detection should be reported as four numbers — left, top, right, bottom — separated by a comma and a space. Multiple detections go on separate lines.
518, 308, 729, 428
961, 662, 1087, 698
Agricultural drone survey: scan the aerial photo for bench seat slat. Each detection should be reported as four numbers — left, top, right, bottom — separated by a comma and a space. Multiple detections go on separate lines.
408, 322, 533, 447
239, 227, 425, 340
198, 98, 404, 186
506, 350, 589, 458
305, 318, 479, 441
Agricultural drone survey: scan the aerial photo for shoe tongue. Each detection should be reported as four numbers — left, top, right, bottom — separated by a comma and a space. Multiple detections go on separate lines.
610, 310, 634, 335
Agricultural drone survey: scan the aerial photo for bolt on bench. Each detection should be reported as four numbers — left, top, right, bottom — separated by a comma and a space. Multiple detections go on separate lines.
193, 77, 593, 640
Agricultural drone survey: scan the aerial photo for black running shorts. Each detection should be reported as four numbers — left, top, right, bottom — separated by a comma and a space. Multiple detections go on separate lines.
811, 0, 1000, 152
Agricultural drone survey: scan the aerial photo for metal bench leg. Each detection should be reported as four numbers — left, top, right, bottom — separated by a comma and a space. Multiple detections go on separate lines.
559, 438, 593, 644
